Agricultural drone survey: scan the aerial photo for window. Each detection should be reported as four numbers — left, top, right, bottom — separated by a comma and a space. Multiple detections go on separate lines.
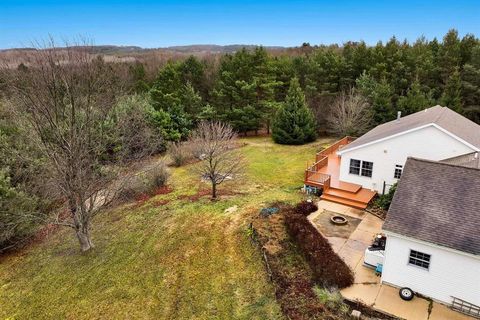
349, 159, 374, 177
361, 161, 373, 177
408, 250, 431, 270
394, 165, 403, 179
349, 159, 361, 175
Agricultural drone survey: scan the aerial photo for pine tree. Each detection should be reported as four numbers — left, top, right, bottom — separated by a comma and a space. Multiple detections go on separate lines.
272, 78, 316, 145
356, 72, 395, 125
397, 80, 435, 115
462, 45, 480, 123
440, 68, 463, 113
438, 29, 461, 82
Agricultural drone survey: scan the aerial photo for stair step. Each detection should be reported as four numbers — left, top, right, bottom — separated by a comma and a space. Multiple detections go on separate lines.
324, 188, 357, 198
331, 181, 362, 193
320, 194, 369, 210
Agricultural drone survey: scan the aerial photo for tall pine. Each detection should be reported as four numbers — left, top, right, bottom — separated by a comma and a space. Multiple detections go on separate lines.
462, 45, 480, 123
397, 80, 435, 115
440, 68, 463, 113
272, 78, 316, 145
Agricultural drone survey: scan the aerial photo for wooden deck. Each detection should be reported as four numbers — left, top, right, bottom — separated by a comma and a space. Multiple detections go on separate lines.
305, 137, 376, 209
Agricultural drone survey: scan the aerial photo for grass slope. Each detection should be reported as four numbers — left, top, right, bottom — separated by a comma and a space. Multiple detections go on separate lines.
0, 136, 334, 320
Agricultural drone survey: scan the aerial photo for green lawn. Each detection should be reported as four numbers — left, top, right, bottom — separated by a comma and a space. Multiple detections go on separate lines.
0, 136, 334, 320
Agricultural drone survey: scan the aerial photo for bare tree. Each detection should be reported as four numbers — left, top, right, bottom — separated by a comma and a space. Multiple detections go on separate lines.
189, 121, 243, 199
1, 40, 124, 251
327, 88, 372, 136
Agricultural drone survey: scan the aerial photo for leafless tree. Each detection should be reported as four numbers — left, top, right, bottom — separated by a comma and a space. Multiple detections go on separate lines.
1, 40, 125, 251
327, 88, 372, 136
189, 121, 243, 199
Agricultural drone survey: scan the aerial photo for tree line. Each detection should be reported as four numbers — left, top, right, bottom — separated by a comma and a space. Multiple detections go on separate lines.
135, 29, 480, 142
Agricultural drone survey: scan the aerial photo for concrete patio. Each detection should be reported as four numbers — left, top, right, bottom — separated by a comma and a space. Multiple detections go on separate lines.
308, 200, 475, 320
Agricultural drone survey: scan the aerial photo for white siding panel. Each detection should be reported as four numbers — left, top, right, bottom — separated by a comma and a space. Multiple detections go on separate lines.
338, 125, 474, 193
381, 234, 480, 306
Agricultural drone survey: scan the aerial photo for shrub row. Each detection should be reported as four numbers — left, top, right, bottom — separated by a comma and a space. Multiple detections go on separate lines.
293, 200, 318, 216
284, 213, 354, 289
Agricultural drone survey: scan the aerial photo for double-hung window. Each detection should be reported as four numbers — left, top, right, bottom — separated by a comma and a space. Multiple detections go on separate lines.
394, 164, 403, 179
349, 159, 373, 177
408, 250, 431, 270
361, 161, 373, 177
349, 159, 361, 175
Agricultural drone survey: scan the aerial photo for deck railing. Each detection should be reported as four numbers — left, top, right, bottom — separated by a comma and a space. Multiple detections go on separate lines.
315, 136, 356, 161
305, 136, 355, 190
304, 169, 331, 189
451, 297, 480, 318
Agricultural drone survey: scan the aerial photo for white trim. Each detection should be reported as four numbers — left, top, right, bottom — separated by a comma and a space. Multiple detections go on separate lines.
383, 230, 480, 261
337, 123, 479, 156
431, 123, 480, 152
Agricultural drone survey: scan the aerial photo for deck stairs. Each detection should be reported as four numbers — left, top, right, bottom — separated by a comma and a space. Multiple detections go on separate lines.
320, 184, 373, 210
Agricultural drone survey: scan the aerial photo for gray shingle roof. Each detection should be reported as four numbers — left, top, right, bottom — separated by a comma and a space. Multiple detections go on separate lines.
383, 157, 480, 256
339, 106, 480, 153
441, 152, 480, 169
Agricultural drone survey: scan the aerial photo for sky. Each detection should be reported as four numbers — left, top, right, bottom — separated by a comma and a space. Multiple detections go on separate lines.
1, 0, 479, 49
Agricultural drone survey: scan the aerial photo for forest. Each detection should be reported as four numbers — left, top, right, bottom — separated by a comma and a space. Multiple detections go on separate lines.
1, 29, 480, 251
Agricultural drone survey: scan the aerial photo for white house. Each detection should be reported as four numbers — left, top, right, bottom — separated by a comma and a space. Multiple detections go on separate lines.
381, 158, 480, 316
336, 105, 480, 194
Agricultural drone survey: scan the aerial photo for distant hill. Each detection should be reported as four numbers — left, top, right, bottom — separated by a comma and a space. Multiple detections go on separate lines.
163, 44, 286, 53
1, 44, 288, 55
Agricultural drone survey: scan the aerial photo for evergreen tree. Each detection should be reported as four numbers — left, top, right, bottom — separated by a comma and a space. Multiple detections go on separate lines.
214, 47, 277, 132
150, 63, 204, 140
197, 104, 218, 121
129, 61, 149, 93
440, 68, 463, 113
356, 72, 395, 125
397, 80, 435, 115
462, 45, 480, 123
438, 29, 461, 82
272, 78, 316, 145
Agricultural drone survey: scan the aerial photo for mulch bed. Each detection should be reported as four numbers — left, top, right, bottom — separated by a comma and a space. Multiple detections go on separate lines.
284, 212, 354, 289
251, 203, 343, 320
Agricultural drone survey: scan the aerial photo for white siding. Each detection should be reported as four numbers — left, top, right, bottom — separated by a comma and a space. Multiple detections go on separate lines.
381, 233, 480, 306
338, 125, 475, 193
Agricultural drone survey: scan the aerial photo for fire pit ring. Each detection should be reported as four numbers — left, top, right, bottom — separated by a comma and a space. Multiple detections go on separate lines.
330, 215, 348, 225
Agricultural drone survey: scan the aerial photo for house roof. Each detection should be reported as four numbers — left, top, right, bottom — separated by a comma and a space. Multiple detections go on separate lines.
441, 152, 480, 169
383, 157, 480, 256
338, 106, 480, 153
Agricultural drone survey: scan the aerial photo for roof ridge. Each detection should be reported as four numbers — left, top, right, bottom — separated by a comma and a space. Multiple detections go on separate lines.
408, 156, 480, 172
433, 105, 446, 123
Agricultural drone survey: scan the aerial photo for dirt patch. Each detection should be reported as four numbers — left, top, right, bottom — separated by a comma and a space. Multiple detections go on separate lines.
177, 189, 212, 202
152, 199, 170, 207
154, 185, 173, 195
311, 210, 362, 238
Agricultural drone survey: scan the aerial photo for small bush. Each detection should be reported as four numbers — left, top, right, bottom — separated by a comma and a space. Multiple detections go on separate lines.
313, 286, 350, 315
375, 182, 397, 210
119, 161, 170, 201
167, 142, 193, 167
294, 200, 318, 215
147, 162, 170, 190
284, 213, 354, 289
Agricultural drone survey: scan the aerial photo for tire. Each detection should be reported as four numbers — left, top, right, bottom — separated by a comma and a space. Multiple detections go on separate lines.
399, 287, 414, 301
